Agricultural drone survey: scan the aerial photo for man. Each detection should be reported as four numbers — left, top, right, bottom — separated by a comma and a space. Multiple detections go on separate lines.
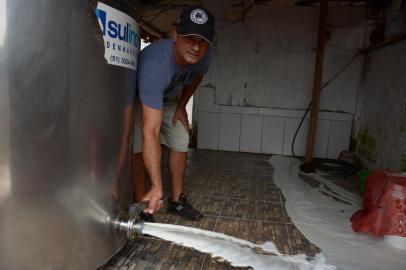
132, 6, 215, 221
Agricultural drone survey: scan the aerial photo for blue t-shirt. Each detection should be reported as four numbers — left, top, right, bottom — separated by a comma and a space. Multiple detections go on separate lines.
137, 39, 213, 109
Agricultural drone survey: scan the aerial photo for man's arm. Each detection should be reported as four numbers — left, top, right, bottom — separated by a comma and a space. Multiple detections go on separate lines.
141, 103, 164, 213
172, 74, 204, 130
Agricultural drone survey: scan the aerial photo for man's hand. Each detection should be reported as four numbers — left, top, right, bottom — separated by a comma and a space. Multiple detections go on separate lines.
172, 106, 189, 132
142, 186, 164, 214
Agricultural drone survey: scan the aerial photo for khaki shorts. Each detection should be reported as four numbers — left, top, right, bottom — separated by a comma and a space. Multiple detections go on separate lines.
133, 102, 190, 153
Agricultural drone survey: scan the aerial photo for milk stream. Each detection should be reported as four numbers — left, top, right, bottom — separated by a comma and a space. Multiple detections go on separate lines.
142, 222, 336, 270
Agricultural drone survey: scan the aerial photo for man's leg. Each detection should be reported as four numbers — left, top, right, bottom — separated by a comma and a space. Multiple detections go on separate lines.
166, 147, 202, 220
132, 152, 146, 202
168, 149, 187, 201
160, 103, 202, 220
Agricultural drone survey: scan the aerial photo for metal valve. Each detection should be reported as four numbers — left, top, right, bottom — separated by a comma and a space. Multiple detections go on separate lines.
109, 202, 148, 240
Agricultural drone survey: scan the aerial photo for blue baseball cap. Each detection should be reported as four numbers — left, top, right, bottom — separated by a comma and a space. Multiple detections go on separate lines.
174, 6, 215, 43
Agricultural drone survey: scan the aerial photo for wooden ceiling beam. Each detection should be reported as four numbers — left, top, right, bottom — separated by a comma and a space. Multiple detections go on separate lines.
138, 18, 168, 39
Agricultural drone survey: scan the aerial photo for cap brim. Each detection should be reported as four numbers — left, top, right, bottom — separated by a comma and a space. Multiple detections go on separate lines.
176, 25, 215, 43
180, 33, 213, 43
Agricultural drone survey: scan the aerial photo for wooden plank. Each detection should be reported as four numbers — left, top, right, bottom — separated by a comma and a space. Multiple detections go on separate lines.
301, 0, 328, 172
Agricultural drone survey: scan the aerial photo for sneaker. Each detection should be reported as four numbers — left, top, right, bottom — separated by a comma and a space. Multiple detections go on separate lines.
167, 194, 203, 221
139, 212, 156, 223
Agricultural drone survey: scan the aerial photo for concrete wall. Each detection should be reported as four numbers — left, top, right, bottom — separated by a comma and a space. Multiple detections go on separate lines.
196, 2, 368, 158
354, 40, 406, 170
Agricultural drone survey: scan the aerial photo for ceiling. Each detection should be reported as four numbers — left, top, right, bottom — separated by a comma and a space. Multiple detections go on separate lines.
134, 0, 376, 39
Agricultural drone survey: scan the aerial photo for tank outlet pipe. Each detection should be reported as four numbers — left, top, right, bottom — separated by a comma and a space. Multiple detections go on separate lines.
110, 213, 144, 240
109, 202, 150, 240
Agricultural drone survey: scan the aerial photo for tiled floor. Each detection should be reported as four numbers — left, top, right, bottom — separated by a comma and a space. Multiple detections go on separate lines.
102, 149, 320, 270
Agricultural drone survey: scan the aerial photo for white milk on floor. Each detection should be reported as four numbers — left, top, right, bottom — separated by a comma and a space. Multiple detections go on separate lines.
142, 222, 336, 270
269, 155, 406, 270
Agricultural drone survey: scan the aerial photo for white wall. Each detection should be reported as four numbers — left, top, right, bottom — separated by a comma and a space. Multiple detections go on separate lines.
203, 4, 366, 112
197, 2, 368, 158
197, 88, 352, 158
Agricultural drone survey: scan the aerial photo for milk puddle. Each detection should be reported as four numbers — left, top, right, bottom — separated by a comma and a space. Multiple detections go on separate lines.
142, 222, 336, 270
